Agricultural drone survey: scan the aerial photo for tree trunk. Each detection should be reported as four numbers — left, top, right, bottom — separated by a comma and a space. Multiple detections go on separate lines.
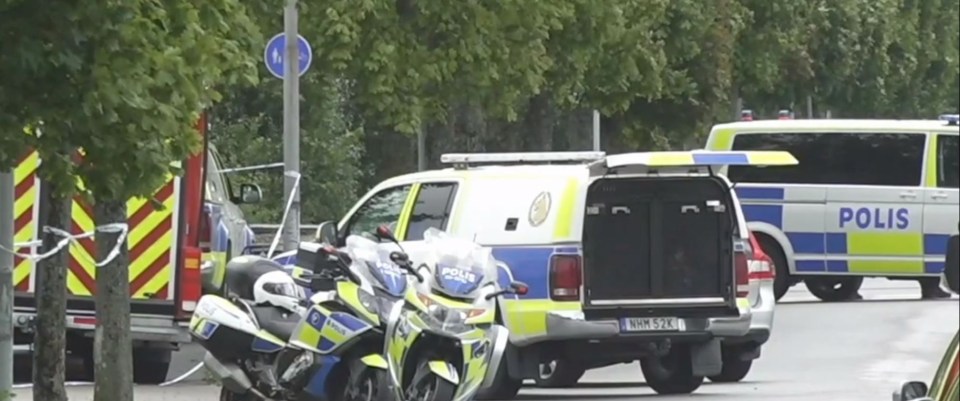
521, 93, 555, 151
92, 198, 134, 401
32, 179, 69, 401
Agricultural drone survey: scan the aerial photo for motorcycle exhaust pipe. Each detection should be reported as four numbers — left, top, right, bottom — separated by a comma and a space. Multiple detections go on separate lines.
202, 352, 272, 400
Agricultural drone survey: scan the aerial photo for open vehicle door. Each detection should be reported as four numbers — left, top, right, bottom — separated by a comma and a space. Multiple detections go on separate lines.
580, 151, 797, 320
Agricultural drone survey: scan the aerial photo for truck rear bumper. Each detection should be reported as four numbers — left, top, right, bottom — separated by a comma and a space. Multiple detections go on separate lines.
541, 310, 718, 344
533, 297, 752, 346
14, 310, 192, 344
705, 298, 754, 338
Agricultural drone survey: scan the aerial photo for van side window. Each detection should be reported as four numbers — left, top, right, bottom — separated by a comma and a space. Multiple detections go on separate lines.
938, 135, 959, 188
729, 133, 823, 184
405, 182, 458, 241
729, 132, 925, 186
344, 185, 413, 238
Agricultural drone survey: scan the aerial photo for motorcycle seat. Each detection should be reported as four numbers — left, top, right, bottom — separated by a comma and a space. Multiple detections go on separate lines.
250, 305, 300, 342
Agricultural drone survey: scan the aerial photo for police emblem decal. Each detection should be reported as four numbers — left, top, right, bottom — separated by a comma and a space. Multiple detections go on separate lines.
528, 191, 552, 227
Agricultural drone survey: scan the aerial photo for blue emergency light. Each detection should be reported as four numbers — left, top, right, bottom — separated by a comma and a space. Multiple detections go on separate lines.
939, 114, 959, 125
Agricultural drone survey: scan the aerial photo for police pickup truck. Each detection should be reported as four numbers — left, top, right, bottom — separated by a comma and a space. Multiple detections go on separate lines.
301, 150, 797, 397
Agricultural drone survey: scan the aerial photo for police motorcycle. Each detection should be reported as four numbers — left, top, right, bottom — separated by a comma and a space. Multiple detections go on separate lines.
377, 227, 529, 401
189, 226, 411, 401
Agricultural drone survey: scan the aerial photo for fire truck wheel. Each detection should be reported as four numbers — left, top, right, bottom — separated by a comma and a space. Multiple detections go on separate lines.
133, 348, 173, 384
13, 353, 32, 383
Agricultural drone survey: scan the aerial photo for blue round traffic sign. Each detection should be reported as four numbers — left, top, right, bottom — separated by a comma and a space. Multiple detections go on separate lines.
263, 33, 313, 79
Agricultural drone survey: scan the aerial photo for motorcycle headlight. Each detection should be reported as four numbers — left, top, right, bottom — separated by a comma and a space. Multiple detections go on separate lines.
415, 293, 483, 335
357, 290, 398, 324
357, 290, 379, 316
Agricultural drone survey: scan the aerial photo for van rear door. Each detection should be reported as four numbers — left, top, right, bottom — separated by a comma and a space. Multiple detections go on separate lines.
580, 151, 796, 320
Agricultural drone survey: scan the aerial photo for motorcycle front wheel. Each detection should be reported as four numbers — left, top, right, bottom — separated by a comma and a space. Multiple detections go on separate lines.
341, 363, 388, 401
404, 360, 456, 401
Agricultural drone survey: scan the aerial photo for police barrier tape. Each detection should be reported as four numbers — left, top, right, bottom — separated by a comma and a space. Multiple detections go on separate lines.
0, 223, 128, 267
161, 171, 303, 387
4, 221, 190, 388
3, 223, 126, 389
266, 171, 302, 259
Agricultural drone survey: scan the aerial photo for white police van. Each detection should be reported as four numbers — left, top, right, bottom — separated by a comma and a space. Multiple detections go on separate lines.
301, 150, 797, 397
705, 114, 960, 301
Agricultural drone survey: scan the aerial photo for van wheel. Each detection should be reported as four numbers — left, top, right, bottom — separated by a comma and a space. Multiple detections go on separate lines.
640, 345, 704, 395
804, 276, 863, 302
535, 360, 585, 388
756, 235, 790, 301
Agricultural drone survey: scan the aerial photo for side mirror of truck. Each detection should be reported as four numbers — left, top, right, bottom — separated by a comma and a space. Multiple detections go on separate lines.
314, 221, 339, 245
238, 183, 263, 204
893, 381, 929, 401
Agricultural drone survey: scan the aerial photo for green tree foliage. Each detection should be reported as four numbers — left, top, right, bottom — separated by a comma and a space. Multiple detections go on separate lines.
736, 0, 960, 118
209, 79, 365, 224
207, 0, 960, 223
616, 0, 748, 150
1, 1, 262, 400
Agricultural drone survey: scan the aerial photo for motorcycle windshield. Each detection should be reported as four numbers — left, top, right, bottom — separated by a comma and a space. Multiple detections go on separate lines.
345, 235, 408, 296
423, 228, 498, 298
435, 263, 485, 296
367, 259, 408, 296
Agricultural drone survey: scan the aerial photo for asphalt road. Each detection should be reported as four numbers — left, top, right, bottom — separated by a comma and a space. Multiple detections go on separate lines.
12, 278, 959, 401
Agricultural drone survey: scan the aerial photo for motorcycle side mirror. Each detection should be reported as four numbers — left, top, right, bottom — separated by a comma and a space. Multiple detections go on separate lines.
509, 281, 529, 296
486, 281, 530, 300
374, 225, 399, 244
389, 251, 410, 264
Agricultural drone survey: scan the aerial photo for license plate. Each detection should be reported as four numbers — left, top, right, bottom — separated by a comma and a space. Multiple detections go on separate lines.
620, 317, 681, 332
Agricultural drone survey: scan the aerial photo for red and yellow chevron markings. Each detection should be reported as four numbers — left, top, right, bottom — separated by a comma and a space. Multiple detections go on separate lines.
67, 178, 176, 299
12, 151, 39, 292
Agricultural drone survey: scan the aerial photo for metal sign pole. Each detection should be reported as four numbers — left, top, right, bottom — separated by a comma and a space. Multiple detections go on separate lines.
417, 127, 427, 171
592, 110, 601, 151
0, 170, 14, 393
281, 0, 301, 252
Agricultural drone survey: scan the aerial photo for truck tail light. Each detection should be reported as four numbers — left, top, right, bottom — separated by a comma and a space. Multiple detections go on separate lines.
733, 238, 752, 298
549, 254, 582, 302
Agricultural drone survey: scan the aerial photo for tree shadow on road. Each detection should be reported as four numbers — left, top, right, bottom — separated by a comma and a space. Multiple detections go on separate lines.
512, 381, 756, 400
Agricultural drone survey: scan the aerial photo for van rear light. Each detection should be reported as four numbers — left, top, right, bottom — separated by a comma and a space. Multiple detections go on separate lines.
549, 254, 582, 301
733, 238, 751, 297
178, 246, 203, 319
